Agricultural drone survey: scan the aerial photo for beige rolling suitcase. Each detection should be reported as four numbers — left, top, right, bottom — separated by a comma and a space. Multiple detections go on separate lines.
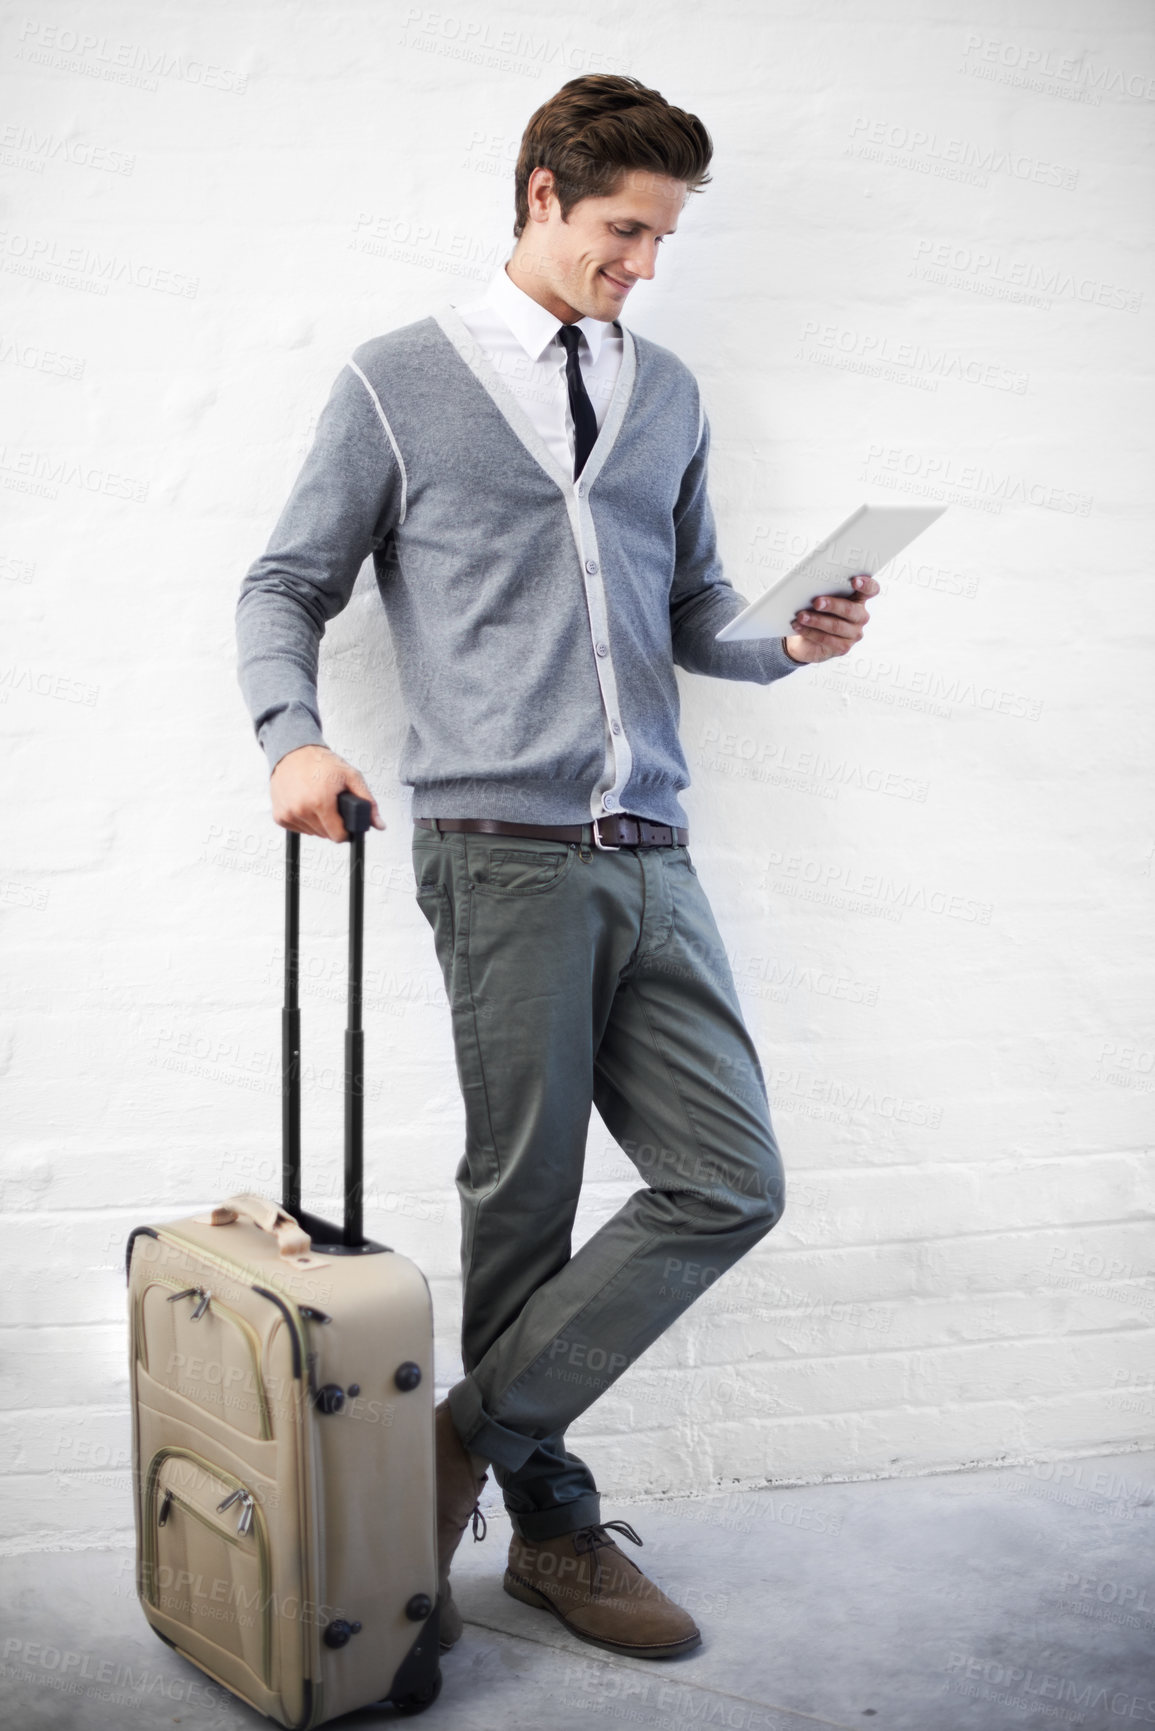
126, 794, 442, 1723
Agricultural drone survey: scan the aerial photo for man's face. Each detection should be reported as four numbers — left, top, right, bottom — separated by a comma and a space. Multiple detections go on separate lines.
514, 166, 687, 323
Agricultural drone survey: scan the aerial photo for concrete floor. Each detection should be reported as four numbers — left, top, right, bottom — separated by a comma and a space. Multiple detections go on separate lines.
2, 1448, 1153, 1730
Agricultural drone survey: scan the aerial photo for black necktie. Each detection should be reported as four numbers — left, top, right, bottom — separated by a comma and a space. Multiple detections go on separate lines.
557, 323, 598, 480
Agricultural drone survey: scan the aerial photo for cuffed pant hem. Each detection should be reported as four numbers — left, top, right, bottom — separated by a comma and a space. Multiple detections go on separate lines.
507, 1493, 603, 1542
447, 1375, 541, 1473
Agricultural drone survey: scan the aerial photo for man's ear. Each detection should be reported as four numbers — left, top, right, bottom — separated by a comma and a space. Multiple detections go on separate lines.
527, 165, 556, 222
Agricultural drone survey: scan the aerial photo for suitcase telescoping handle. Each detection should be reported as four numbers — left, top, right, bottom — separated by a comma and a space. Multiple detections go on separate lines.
281, 791, 386, 1255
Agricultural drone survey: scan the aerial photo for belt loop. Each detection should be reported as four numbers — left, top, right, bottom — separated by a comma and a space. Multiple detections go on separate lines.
431, 817, 441, 835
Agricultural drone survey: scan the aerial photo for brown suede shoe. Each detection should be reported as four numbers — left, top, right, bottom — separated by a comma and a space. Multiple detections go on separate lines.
434, 1398, 490, 1650
503, 1519, 702, 1659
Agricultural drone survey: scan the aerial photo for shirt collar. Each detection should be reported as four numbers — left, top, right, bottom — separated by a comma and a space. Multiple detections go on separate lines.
486, 260, 615, 365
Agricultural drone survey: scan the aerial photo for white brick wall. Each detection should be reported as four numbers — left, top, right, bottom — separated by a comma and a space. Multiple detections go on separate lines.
2, 0, 1152, 1552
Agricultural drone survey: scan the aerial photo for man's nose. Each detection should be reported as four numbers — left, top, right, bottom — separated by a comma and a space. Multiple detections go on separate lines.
617, 238, 659, 281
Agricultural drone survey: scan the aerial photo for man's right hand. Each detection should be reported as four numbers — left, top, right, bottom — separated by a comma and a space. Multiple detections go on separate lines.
269, 744, 385, 842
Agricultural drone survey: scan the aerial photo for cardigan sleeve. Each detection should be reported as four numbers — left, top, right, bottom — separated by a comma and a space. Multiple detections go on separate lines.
668, 407, 804, 685
234, 356, 406, 776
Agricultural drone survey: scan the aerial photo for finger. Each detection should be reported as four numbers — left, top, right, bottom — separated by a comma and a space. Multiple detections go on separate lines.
787, 622, 835, 648
324, 804, 353, 844
278, 815, 323, 838
791, 609, 863, 640
786, 629, 837, 660
348, 772, 386, 830
804, 595, 870, 624
851, 572, 881, 598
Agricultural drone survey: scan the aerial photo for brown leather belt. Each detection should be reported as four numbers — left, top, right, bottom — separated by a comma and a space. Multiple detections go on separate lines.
415, 814, 688, 849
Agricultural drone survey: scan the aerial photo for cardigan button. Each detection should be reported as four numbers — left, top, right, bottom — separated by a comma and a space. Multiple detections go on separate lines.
585, 559, 599, 574
595, 642, 608, 657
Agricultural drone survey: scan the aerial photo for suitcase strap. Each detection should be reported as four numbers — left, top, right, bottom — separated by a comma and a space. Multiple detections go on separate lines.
194, 1193, 331, 1269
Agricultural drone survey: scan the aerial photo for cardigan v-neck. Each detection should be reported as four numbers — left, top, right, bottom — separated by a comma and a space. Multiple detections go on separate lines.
432, 301, 638, 502
449, 262, 625, 481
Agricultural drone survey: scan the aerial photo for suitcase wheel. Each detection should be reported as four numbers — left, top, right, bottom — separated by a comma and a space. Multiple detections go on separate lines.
378, 1669, 443, 1715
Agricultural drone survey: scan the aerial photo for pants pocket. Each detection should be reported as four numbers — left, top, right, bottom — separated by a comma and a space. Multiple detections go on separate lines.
465, 836, 576, 897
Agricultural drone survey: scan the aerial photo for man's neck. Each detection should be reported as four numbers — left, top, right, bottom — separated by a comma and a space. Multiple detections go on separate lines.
503, 254, 587, 326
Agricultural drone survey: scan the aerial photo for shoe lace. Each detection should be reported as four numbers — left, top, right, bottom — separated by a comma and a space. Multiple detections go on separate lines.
572, 1518, 643, 1598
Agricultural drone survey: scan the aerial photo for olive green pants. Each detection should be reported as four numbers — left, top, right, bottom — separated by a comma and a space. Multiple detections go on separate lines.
411, 822, 785, 1541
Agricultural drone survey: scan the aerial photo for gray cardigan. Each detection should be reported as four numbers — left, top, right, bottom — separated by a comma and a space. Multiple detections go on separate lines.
235, 304, 802, 829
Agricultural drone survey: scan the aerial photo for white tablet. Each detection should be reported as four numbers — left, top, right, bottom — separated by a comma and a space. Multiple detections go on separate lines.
714, 503, 948, 642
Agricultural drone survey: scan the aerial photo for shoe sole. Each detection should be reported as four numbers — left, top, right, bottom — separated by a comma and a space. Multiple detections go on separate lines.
503, 1570, 702, 1660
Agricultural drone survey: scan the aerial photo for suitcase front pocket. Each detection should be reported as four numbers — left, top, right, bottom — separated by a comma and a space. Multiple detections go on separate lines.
143, 1446, 272, 1688
134, 1275, 272, 1440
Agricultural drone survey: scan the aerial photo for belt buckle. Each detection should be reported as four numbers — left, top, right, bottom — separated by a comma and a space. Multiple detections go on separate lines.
591, 817, 620, 852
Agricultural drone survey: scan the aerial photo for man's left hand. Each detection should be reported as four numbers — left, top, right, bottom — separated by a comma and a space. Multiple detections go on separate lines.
783, 573, 880, 665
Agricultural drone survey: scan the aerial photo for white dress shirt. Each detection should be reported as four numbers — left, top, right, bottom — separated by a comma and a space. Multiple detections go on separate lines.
451, 262, 624, 478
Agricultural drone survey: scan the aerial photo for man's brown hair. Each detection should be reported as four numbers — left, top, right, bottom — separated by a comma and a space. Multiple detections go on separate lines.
513, 74, 713, 241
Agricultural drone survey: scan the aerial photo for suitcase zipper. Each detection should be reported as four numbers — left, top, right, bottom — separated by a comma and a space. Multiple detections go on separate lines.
132, 1272, 273, 1440
217, 1486, 257, 1537
145, 1230, 315, 1390
248, 1284, 321, 1710
143, 1445, 272, 1687
165, 1284, 213, 1319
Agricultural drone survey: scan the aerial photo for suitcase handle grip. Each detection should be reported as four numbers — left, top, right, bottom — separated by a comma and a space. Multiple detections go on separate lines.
204, 1192, 316, 1263
336, 791, 372, 838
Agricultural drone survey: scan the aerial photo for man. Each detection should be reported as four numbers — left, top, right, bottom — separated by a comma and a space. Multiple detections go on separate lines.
235, 73, 878, 1662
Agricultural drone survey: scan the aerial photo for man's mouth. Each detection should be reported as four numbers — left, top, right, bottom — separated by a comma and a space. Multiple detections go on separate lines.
600, 270, 632, 292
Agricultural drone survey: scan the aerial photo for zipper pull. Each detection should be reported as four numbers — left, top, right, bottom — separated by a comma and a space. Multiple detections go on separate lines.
190, 1289, 212, 1321
158, 1489, 174, 1526
217, 1486, 256, 1535
166, 1287, 199, 1304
